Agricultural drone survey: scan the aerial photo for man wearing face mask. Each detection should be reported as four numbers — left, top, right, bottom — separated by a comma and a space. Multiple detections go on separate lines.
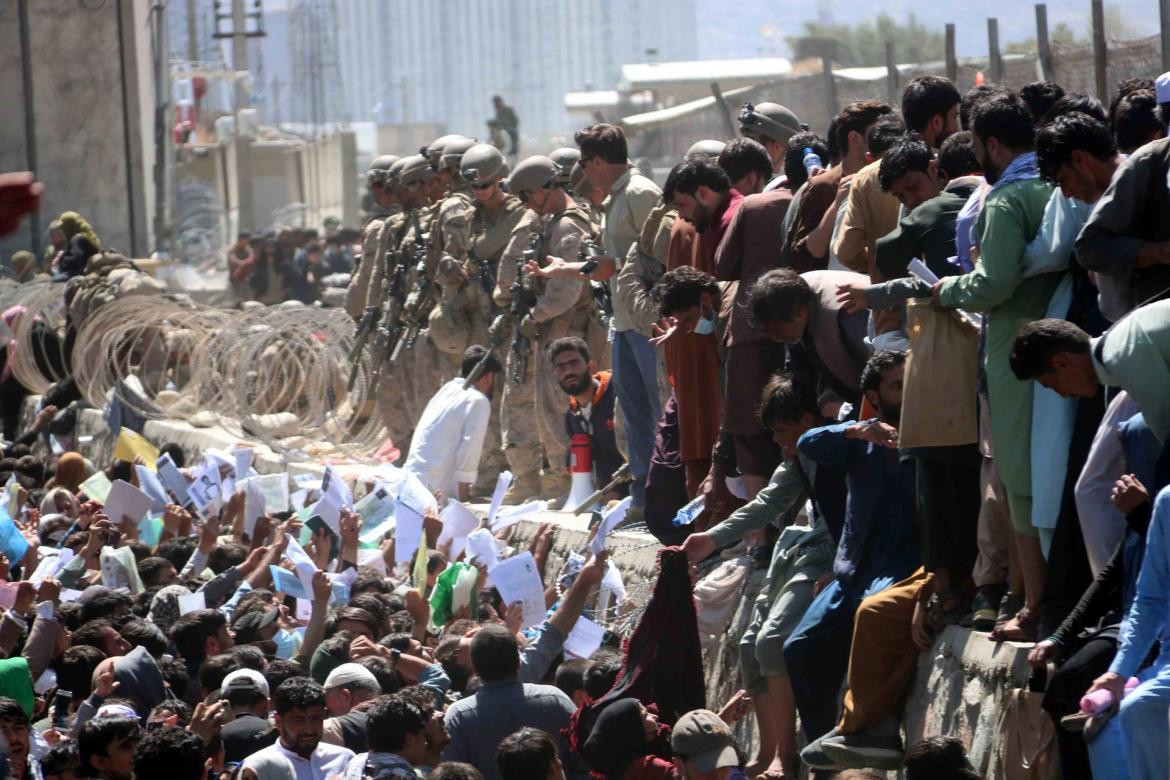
549, 337, 627, 502
658, 161, 743, 507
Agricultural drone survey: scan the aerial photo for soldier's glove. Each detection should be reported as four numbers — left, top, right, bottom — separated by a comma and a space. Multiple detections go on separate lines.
519, 314, 540, 341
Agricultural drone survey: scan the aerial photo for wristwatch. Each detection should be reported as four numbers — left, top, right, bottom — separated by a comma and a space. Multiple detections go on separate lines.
389, 647, 402, 665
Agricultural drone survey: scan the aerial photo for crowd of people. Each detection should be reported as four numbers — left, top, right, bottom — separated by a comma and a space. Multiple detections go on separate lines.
0, 65, 1168, 780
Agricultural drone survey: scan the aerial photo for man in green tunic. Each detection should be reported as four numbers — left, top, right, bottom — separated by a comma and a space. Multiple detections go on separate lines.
931, 92, 1061, 641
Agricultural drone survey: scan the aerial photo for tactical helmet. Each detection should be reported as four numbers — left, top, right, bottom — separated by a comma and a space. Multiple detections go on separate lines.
398, 154, 437, 187
460, 144, 508, 186
685, 140, 727, 160
548, 148, 581, 184
738, 102, 803, 144
367, 154, 401, 187
386, 157, 409, 188
422, 134, 469, 167
439, 137, 479, 173
507, 155, 559, 197
426, 300, 470, 356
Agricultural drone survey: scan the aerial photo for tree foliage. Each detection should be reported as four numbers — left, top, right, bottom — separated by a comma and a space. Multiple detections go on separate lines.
788, 13, 945, 68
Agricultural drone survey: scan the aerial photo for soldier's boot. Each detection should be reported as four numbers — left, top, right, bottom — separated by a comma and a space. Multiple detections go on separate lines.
502, 473, 543, 505
541, 470, 571, 509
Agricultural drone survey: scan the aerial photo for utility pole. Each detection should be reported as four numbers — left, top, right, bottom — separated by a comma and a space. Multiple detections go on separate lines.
212, 0, 265, 233
186, 0, 198, 62
151, 1, 171, 254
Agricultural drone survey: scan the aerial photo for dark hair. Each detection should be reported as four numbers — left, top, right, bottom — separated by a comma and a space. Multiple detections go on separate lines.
331, 606, 379, 638
426, 763, 484, 780
662, 159, 731, 203
461, 345, 502, 379
878, 137, 933, 193
1009, 318, 1091, 380
1036, 113, 1117, 183
434, 636, 471, 694
835, 100, 894, 155
79, 716, 141, 772
348, 592, 391, 631
783, 130, 830, 189
859, 350, 906, 395
1018, 81, 1066, 126
1113, 89, 1165, 153
574, 124, 628, 165
158, 657, 191, 699
496, 728, 559, 780
358, 656, 403, 695
70, 618, 117, 653
757, 372, 819, 427
554, 658, 589, 698
469, 624, 520, 683
132, 725, 204, 780
0, 697, 29, 728
79, 589, 132, 625
367, 694, 427, 753
717, 137, 773, 185
1041, 93, 1108, 125
549, 336, 590, 365
40, 739, 80, 775
264, 659, 307, 695
56, 645, 106, 701
960, 85, 1007, 131
273, 676, 326, 715
208, 542, 247, 574
231, 643, 268, 671
169, 609, 227, 661
1109, 77, 1156, 125
136, 557, 173, 588
904, 736, 981, 780
583, 649, 621, 699
149, 699, 192, 727
824, 116, 841, 165
866, 114, 908, 158
747, 268, 812, 327
352, 569, 392, 596
901, 76, 962, 135
156, 538, 196, 571
652, 266, 720, 317
937, 131, 982, 180
972, 92, 1036, 152
119, 618, 168, 658
198, 653, 239, 695
305, 241, 323, 254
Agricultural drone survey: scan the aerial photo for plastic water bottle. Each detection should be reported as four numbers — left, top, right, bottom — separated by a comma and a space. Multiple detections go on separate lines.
1080, 677, 1140, 714
672, 495, 706, 527
802, 147, 823, 175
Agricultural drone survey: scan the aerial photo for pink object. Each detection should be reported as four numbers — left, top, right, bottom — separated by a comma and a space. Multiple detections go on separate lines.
1080, 678, 1141, 714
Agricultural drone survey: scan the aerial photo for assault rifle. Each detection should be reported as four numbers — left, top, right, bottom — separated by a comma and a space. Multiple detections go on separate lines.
578, 239, 613, 332
389, 242, 436, 365
508, 233, 540, 385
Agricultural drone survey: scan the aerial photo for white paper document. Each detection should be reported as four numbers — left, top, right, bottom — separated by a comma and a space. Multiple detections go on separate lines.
591, 496, 632, 555
564, 616, 607, 659
489, 551, 546, 630
104, 480, 154, 526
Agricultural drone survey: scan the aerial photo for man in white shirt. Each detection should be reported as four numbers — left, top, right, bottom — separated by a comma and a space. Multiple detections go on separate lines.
405, 345, 500, 501
247, 677, 354, 780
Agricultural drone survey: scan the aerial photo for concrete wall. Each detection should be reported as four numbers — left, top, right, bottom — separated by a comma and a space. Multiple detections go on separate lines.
297, 131, 359, 230
0, 0, 153, 261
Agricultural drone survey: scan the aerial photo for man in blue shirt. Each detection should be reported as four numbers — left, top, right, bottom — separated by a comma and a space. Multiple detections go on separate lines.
783, 350, 921, 771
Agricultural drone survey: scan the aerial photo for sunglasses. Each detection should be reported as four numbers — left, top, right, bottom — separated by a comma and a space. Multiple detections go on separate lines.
471, 180, 495, 190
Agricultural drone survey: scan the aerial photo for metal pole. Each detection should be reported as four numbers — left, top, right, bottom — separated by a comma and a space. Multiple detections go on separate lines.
708, 81, 736, 140
1162, 0, 1170, 72
152, 1, 170, 253
116, 0, 140, 257
885, 41, 898, 104
945, 24, 957, 83
1092, 0, 1108, 101
987, 18, 1002, 84
17, 0, 40, 258
186, 0, 198, 62
1035, 4, 1054, 81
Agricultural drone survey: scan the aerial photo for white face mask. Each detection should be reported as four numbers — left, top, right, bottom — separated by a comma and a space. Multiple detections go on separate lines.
273, 628, 301, 660
693, 304, 716, 336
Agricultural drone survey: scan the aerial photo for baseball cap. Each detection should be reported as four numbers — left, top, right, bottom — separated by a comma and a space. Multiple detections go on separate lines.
670, 709, 739, 773
1156, 71, 1170, 105
323, 662, 380, 691
232, 608, 280, 644
221, 668, 270, 698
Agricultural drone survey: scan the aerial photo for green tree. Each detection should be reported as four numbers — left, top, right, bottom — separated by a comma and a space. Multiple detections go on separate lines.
1005, 22, 1082, 55
788, 13, 945, 67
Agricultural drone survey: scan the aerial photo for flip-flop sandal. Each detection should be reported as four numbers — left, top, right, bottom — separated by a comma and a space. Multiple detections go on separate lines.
926, 590, 966, 631
992, 608, 1039, 642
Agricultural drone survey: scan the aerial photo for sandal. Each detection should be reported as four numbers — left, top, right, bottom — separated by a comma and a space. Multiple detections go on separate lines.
991, 607, 1039, 642
993, 591, 1024, 629
926, 590, 966, 632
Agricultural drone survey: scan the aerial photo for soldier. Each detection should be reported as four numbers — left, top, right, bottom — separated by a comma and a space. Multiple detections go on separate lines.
500, 155, 599, 504
346, 155, 401, 321
737, 101, 804, 190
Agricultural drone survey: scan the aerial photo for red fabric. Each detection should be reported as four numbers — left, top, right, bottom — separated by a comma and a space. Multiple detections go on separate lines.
567, 548, 705, 754
622, 756, 679, 780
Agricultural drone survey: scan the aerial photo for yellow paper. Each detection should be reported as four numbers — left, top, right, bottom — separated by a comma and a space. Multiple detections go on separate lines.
114, 429, 160, 471
413, 537, 429, 596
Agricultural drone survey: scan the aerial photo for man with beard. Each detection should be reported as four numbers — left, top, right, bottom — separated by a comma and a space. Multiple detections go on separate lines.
931, 91, 1058, 643
404, 345, 499, 502
342, 694, 430, 780
550, 337, 626, 501
248, 677, 354, 780
783, 351, 921, 772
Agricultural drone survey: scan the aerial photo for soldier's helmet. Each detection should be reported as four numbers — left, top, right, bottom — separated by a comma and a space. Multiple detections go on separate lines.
439, 137, 479, 174
548, 148, 581, 184
506, 155, 559, 198
460, 144, 509, 187
422, 134, 470, 168
737, 102, 803, 145
685, 140, 727, 160
398, 154, 437, 187
386, 157, 410, 189
569, 161, 591, 200
367, 154, 401, 187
